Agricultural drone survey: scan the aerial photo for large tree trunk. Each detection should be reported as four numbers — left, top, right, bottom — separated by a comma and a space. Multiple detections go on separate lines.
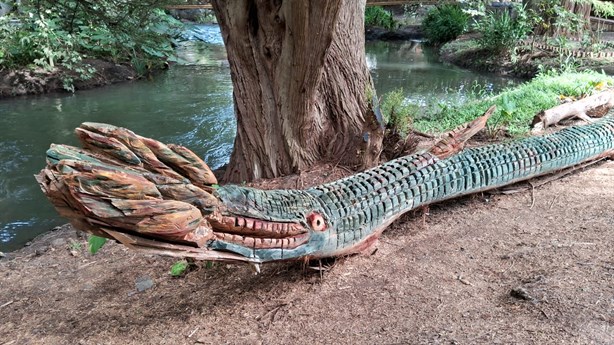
211, 0, 384, 183
526, 0, 593, 37
558, 0, 592, 38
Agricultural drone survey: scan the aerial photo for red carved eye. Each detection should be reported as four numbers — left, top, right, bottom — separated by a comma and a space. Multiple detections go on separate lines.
307, 212, 326, 231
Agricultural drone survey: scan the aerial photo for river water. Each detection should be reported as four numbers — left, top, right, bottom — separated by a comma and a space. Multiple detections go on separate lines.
0, 24, 517, 251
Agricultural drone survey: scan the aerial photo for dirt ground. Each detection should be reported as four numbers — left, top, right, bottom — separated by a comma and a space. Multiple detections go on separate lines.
1, 159, 613, 345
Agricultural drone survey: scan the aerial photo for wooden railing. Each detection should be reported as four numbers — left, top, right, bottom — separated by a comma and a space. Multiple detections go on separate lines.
165, 0, 453, 10
590, 16, 614, 31
164, 2, 614, 35
367, 0, 452, 5
166, 3, 212, 10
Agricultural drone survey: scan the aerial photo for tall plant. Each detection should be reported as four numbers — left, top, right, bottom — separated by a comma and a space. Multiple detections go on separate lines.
365, 6, 396, 30
422, 4, 469, 45
475, 5, 532, 53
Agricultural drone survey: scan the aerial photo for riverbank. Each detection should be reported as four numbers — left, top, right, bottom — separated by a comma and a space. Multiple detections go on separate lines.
1, 159, 613, 344
0, 26, 422, 99
0, 59, 141, 98
365, 24, 423, 41
440, 35, 614, 79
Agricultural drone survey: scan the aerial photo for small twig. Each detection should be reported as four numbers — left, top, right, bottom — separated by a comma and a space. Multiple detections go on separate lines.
501, 260, 515, 274
548, 195, 559, 210
257, 303, 287, 323
270, 304, 285, 323
0, 300, 14, 309
337, 165, 354, 175
457, 275, 473, 286
187, 327, 199, 338
421, 205, 430, 228
529, 182, 536, 209
411, 129, 435, 139
332, 156, 344, 169
577, 262, 614, 270
77, 261, 97, 270
537, 307, 550, 319
380, 239, 403, 247
296, 173, 303, 189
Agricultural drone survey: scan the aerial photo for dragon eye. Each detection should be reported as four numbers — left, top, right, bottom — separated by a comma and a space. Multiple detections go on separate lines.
307, 212, 326, 231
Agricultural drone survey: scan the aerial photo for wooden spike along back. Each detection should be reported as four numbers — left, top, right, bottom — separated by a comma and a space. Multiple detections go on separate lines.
428, 105, 496, 159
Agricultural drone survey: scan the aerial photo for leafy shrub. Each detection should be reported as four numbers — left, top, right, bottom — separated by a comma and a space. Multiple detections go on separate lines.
0, 12, 81, 70
0, 1, 181, 83
365, 6, 396, 30
422, 4, 469, 45
486, 93, 516, 137
531, 0, 583, 36
475, 6, 531, 52
381, 88, 416, 136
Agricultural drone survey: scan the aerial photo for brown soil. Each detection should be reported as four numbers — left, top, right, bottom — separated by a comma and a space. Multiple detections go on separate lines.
1, 157, 613, 344
0, 59, 139, 98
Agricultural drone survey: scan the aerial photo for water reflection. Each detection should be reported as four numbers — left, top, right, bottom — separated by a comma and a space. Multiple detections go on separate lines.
367, 40, 518, 116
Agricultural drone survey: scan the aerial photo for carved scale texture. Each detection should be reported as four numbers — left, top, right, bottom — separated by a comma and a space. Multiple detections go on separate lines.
306, 117, 614, 251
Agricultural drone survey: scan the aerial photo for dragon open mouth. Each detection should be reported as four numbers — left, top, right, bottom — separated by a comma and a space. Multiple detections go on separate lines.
208, 215, 310, 249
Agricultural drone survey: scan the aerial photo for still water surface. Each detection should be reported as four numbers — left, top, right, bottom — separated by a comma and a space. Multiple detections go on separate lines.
0, 25, 517, 251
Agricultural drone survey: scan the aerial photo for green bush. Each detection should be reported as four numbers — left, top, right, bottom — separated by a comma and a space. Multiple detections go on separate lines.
422, 4, 469, 45
381, 88, 416, 136
0, 13, 81, 70
0, 1, 181, 81
475, 7, 531, 52
365, 6, 396, 30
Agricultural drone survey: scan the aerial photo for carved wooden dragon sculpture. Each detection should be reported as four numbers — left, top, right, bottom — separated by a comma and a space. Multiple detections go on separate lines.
36, 108, 614, 267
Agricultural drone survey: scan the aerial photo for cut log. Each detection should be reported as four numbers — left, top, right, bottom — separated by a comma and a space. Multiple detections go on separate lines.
531, 90, 614, 133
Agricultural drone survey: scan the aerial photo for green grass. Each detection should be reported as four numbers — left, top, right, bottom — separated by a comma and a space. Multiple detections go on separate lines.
440, 39, 480, 57
414, 71, 614, 136
381, 88, 417, 136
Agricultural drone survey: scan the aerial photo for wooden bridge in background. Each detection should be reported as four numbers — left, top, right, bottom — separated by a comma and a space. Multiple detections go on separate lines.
165, 0, 447, 10
164, 1, 614, 31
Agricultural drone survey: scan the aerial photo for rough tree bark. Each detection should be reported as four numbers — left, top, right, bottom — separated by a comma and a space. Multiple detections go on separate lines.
211, 0, 384, 183
524, 0, 593, 37
560, 0, 592, 37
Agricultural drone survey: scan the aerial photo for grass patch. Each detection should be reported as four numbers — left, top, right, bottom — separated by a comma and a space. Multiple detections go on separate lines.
414, 70, 614, 136
381, 88, 417, 136
440, 39, 481, 57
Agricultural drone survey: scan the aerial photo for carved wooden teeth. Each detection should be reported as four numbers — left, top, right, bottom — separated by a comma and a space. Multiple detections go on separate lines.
210, 216, 306, 238
214, 232, 309, 249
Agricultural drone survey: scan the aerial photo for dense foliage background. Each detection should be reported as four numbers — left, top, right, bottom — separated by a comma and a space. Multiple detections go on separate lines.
0, 0, 183, 88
